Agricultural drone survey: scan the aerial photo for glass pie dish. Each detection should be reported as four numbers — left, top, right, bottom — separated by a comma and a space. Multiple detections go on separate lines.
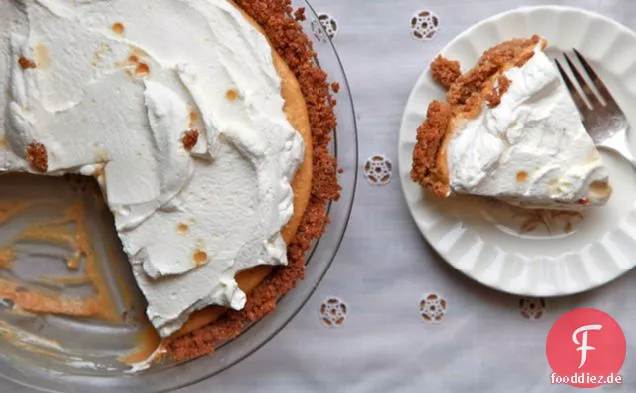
0, 0, 358, 391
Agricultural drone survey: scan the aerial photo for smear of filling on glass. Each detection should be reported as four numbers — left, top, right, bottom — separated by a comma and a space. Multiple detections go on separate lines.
0, 320, 64, 359
0, 201, 119, 321
118, 326, 162, 365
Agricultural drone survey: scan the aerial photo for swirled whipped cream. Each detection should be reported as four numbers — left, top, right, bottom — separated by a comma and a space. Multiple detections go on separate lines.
0, 0, 304, 337
447, 44, 612, 209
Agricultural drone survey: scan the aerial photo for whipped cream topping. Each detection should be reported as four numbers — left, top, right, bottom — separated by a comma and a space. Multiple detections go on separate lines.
0, 0, 304, 337
447, 45, 611, 209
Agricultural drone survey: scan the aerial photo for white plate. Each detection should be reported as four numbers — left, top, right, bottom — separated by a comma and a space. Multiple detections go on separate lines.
398, 6, 636, 297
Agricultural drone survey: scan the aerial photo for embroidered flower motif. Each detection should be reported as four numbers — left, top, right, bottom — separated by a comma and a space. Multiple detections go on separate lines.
363, 155, 392, 185
410, 10, 440, 41
419, 293, 447, 323
319, 297, 347, 327
311, 21, 327, 43
519, 297, 547, 320
311, 13, 338, 42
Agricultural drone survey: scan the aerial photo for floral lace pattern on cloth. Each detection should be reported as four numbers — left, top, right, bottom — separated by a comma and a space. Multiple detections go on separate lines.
419, 293, 447, 323
319, 297, 348, 328
410, 10, 440, 40
312, 13, 338, 42
519, 298, 547, 320
363, 155, 392, 186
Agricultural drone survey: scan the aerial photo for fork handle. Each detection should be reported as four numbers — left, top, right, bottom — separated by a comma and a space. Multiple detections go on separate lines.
599, 128, 636, 170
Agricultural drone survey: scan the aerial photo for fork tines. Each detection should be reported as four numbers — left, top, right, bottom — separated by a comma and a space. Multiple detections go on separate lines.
554, 50, 622, 116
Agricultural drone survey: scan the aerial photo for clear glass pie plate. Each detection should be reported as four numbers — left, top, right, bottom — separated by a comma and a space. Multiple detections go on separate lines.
0, 0, 358, 391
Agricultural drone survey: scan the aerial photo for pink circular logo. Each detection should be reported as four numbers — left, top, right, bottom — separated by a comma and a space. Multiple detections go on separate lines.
546, 308, 626, 388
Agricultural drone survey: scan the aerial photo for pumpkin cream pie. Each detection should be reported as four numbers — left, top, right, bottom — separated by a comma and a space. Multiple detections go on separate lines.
0, 0, 339, 366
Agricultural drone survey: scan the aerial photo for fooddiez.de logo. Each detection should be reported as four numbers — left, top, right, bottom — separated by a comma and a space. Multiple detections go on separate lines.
546, 308, 626, 388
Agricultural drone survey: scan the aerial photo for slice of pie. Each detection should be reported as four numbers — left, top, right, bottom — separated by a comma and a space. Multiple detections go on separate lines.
411, 35, 612, 210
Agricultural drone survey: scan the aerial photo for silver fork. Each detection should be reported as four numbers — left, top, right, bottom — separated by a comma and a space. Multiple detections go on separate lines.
554, 49, 636, 169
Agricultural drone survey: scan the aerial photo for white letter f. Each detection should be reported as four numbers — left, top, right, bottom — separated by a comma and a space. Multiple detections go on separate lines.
573, 324, 603, 369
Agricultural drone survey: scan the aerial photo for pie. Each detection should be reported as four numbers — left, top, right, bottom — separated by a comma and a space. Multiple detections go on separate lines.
0, 0, 340, 367
411, 35, 612, 210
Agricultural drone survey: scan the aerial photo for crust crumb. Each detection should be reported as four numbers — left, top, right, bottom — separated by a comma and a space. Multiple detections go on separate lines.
181, 129, 199, 151
331, 82, 340, 93
18, 57, 37, 69
293, 7, 306, 21
431, 56, 461, 89
27, 142, 48, 172
486, 75, 511, 108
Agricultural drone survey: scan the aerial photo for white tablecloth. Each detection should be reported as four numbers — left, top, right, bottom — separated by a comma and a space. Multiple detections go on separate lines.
185, 1, 636, 392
